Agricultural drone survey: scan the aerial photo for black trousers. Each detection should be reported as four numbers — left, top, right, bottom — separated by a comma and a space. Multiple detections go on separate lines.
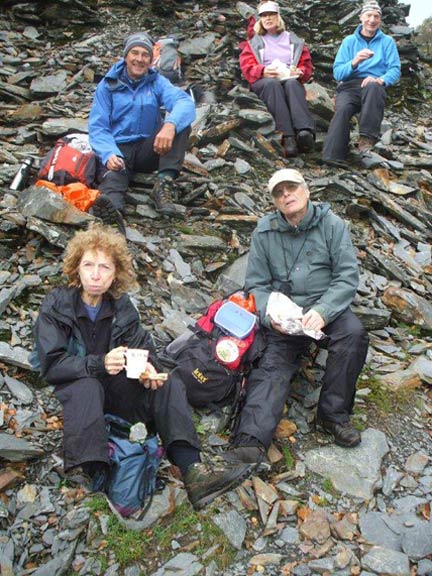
251, 78, 315, 137
322, 79, 386, 162
55, 371, 200, 471
234, 308, 369, 449
98, 126, 191, 210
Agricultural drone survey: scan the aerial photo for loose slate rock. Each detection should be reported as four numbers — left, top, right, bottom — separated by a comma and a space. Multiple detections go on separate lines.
212, 509, 247, 550
151, 552, 203, 576
304, 428, 389, 499
361, 546, 410, 576
0, 433, 44, 462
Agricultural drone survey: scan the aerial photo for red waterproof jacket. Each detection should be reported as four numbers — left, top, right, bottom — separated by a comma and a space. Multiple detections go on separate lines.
239, 31, 313, 86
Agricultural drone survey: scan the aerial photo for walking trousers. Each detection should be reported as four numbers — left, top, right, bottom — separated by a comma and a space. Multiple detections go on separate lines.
98, 126, 191, 211
55, 371, 200, 471
322, 79, 386, 162
251, 78, 315, 137
234, 308, 369, 449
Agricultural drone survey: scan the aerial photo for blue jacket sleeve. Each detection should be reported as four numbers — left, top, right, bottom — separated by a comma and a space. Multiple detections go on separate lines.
155, 75, 196, 133
333, 37, 357, 82
89, 81, 124, 166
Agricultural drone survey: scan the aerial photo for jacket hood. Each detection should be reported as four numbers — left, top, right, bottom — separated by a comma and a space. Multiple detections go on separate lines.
257, 201, 332, 234
104, 60, 159, 87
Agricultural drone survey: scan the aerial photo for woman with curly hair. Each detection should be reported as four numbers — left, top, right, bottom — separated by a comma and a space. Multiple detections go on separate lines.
239, 1, 315, 157
32, 224, 250, 510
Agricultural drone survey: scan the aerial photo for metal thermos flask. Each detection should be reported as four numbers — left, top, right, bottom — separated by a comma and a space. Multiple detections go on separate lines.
10, 158, 34, 191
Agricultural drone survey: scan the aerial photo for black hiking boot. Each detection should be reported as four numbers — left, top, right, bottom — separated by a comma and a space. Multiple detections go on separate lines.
281, 135, 298, 158
151, 176, 183, 217
296, 130, 315, 153
316, 419, 361, 448
92, 195, 126, 235
183, 461, 252, 510
223, 434, 270, 470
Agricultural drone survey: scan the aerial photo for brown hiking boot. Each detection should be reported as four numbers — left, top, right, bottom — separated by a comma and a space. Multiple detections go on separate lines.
358, 135, 375, 153
151, 176, 183, 217
316, 419, 361, 448
183, 461, 252, 510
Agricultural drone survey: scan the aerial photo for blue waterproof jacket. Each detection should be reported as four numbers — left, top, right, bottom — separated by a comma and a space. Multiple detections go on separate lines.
244, 202, 359, 327
333, 25, 400, 86
89, 61, 196, 165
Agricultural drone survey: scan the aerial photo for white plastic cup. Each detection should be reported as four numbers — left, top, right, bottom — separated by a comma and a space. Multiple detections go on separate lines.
125, 349, 149, 379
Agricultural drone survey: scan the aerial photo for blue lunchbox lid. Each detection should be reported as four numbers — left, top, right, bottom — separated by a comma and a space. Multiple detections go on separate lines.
214, 301, 256, 339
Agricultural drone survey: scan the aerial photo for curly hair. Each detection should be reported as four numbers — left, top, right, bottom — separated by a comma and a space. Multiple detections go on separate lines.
63, 224, 138, 298
254, 3, 285, 35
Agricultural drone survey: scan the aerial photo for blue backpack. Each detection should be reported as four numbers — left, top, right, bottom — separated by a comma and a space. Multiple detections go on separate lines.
105, 414, 163, 518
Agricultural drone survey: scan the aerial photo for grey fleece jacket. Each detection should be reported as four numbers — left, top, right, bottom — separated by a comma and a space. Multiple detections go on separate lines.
244, 201, 359, 327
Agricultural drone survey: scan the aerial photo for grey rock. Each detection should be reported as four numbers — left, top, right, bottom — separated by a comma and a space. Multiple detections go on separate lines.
361, 546, 410, 576
41, 117, 89, 136
30, 543, 76, 576
280, 525, 300, 544
214, 254, 249, 295
359, 511, 403, 551
179, 33, 216, 56
0, 342, 32, 369
212, 510, 247, 550
0, 286, 17, 317
382, 465, 403, 496
169, 279, 212, 313
0, 432, 43, 461
168, 249, 196, 283
18, 186, 93, 225
417, 559, 432, 576
4, 374, 33, 404
234, 158, 252, 174
401, 520, 432, 560
238, 108, 274, 125
304, 428, 389, 499
30, 71, 68, 96
178, 234, 225, 251
151, 552, 203, 576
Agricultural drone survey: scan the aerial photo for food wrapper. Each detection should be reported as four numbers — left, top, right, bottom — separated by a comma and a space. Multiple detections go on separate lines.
266, 292, 324, 340
267, 59, 299, 81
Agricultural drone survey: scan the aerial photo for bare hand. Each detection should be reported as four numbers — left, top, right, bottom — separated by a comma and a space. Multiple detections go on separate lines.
263, 66, 280, 78
153, 123, 176, 155
270, 319, 287, 334
105, 346, 127, 375
361, 76, 384, 88
139, 362, 167, 390
106, 154, 125, 171
352, 48, 374, 68
291, 67, 304, 77
302, 309, 325, 332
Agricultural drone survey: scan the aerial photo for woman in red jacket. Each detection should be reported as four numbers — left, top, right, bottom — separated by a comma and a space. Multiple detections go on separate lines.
240, 1, 315, 158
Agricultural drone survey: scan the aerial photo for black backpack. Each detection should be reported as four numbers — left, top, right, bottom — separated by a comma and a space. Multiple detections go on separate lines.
162, 298, 266, 427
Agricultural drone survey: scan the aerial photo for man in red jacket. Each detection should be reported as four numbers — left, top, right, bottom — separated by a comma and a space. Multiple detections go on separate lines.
239, 1, 315, 158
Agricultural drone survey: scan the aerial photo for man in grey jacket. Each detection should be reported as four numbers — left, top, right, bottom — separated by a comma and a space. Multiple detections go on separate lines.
224, 168, 369, 466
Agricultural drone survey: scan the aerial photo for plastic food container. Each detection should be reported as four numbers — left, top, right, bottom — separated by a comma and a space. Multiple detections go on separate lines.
214, 301, 256, 339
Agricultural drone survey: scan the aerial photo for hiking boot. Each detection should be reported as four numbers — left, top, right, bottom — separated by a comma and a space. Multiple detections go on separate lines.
151, 176, 183, 217
223, 446, 270, 470
296, 130, 315, 153
281, 135, 298, 158
92, 195, 126, 235
316, 419, 361, 448
183, 461, 252, 510
358, 135, 375, 153
323, 158, 349, 169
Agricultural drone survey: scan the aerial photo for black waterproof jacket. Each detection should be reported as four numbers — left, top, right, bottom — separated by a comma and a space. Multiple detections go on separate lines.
33, 287, 158, 386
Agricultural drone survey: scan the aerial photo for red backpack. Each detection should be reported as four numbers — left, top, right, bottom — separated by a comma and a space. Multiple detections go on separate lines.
38, 136, 97, 188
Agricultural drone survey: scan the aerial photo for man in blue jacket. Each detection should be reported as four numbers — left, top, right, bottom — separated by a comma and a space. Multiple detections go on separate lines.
89, 32, 196, 224
322, 1, 400, 166
224, 169, 369, 466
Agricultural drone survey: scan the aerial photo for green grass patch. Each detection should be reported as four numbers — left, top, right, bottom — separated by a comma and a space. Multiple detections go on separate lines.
282, 445, 295, 470
84, 501, 236, 572
358, 369, 411, 413
322, 478, 339, 497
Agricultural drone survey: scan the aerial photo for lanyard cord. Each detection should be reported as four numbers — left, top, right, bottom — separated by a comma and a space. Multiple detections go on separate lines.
279, 205, 315, 283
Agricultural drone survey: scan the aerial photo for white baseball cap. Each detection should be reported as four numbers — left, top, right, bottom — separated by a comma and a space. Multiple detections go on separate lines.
258, 1, 280, 15
268, 169, 306, 194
